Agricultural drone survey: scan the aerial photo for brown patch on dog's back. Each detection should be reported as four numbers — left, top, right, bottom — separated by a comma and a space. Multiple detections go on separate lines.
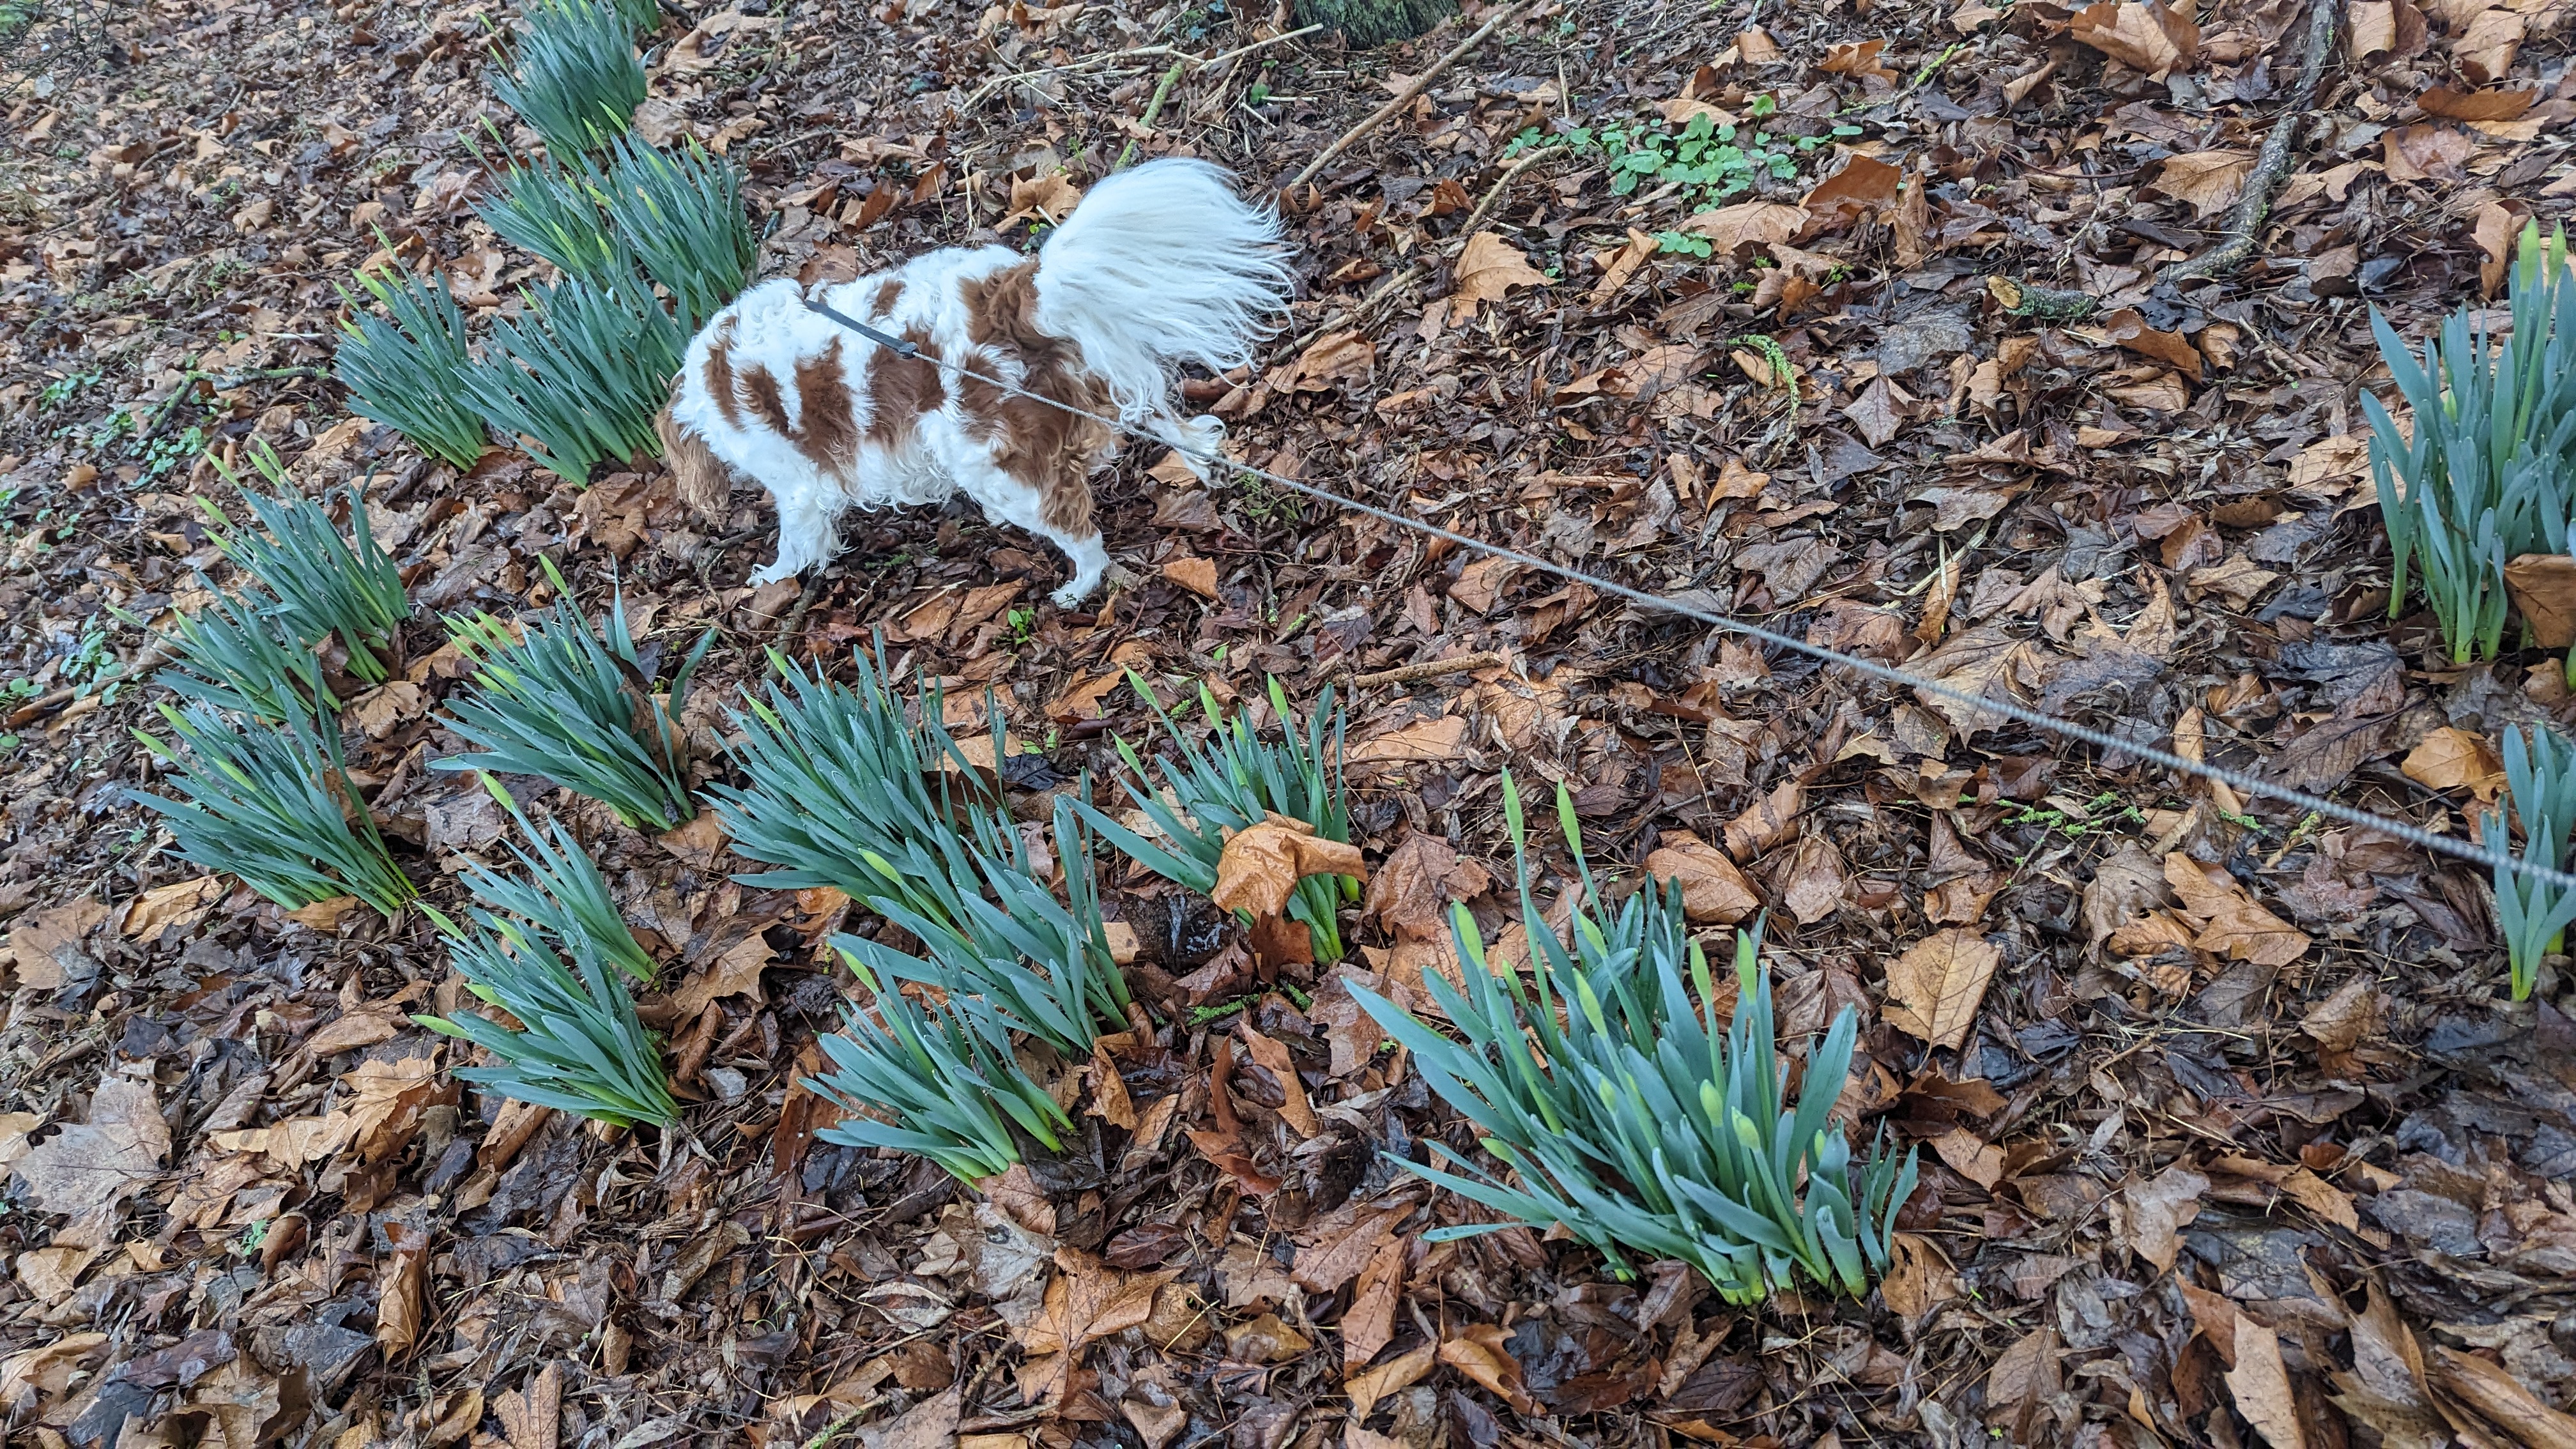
870, 278, 905, 316
739, 363, 792, 438
790, 338, 861, 478
866, 326, 945, 448
702, 318, 744, 429
957, 261, 1116, 535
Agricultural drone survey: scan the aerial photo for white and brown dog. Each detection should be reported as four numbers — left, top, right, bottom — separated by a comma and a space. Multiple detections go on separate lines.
657, 159, 1294, 605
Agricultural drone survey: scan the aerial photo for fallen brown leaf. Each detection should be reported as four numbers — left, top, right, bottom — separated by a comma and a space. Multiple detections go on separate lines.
1439, 1324, 1537, 1414
2069, 0, 2199, 78
2507, 553, 2576, 647
2401, 725, 2504, 802
2164, 854, 2310, 967
1451, 232, 1549, 321
1160, 555, 1220, 599
1210, 816, 1367, 919
1883, 928, 2000, 1052
1347, 1342, 1437, 1421
2111, 1165, 2206, 1271
2225, 1312, 2305, 1449
1644, 831, 1761, 923
14, 1071, 167, 1218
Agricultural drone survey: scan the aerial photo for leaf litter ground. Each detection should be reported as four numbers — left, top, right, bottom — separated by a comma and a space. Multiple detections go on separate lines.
6, 0, 2576, 1445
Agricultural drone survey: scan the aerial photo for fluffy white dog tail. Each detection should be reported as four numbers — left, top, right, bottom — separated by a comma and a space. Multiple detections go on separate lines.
1033, 158, 1294, 424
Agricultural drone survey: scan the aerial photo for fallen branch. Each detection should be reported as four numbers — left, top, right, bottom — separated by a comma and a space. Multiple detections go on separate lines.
1287, 0, 1537, 191
2160, 0, 2338, 284
1349, 649, 1507, 689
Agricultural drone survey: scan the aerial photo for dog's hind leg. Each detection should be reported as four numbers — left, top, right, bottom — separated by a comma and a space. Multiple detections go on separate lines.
949, 451, 1110, 606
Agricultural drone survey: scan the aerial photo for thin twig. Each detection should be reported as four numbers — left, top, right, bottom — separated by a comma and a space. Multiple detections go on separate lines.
2160, 0, 2338, 284
1114, 59, 1190, 170
1349, 649, 1508, 689
1451, 147, 1550, 238
1286, 0, 1540, 191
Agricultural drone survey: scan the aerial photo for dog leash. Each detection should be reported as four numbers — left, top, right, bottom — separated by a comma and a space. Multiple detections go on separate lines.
801, 296, 925, 358
783, 286, 2576, 893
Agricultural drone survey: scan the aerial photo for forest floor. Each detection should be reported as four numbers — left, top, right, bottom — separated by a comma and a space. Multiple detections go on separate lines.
5, 0, 2576, 1445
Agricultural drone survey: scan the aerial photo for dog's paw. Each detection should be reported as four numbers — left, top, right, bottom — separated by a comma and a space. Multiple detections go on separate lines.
1048, 581, 1091, 609
747, 559, 801, 586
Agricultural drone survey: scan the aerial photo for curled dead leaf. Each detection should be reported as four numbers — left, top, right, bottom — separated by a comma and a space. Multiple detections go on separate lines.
1210, 816, 1367, 920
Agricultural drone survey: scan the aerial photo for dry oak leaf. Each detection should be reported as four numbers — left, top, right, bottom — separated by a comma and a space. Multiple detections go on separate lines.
1883, 928, 2000, 1052
1211, 816, 1367, 920
2101, 308, 2204, 381
2453, 7, 2525, 85
2164, 854, 2310, 967
2148, 150, 2256, 219
2421, 84, 2537, 120
2435, 1344, 2576, 1449
1682, 201, 1807, 252
1365, 832, 1494, 940
1016, 1248, 1180, 1402
2227, 1312, 2306, 1449
672, 928, 773, 1018
1347, 1342, 1438, 1421
121, 875, 225, 939
1280, 330, 1375, 393
1160, 555, 1220, 600
1000, 171, 1083, 227
1644, 831, 1761, 924
2069, 0, 2200, 79
13, 1073, 167, 1217
1347, 715, 1468, 765
1800, 153, 1904, 220
1439, 1324, 1538, 1414
2507, 553, 2576, 647
1450, 233, 1549, 322
1342, 1234, 1408, 1371
1239, 1026, 1321, 1139
1778, 830, 1847, 926
1722, 779, 1804, 862
2112, 1165, 2206, 1271
1821, 38, 1896, 79
2402, 726, 2505, 802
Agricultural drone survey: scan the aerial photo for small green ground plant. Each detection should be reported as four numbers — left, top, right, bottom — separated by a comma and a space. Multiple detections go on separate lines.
1508, 102, 1862, 252
334, 263, 489, 469
806, 948, 1075, 1181
1353, 778, 1915, 1303
417, 905, 677, 1128
473, 148, 627, 286
1073, 675, 1359, 962
491, 0, 647, 157
144, 584, 331, 723
434, 562, 710, 832
2371, 222, 2576, 667
460, 276, 683, 481
134, 702, 413, 917
459, 775, 659, 983
597, 135, 755, 332
710, 648, 1128, 1052
199, 446, 409, 686
2488, 723, 2576, 1000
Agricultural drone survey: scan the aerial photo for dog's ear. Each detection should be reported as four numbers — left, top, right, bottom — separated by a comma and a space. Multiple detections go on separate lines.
657, 401, 732, 524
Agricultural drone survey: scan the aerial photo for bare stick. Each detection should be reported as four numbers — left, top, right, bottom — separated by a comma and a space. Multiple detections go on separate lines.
2161, 0, 2338, 284
1286, 0, 1538, 191
1451, 146, 1549, 239
1116, 59, 1190, 170
1350, 649, 1508, 688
